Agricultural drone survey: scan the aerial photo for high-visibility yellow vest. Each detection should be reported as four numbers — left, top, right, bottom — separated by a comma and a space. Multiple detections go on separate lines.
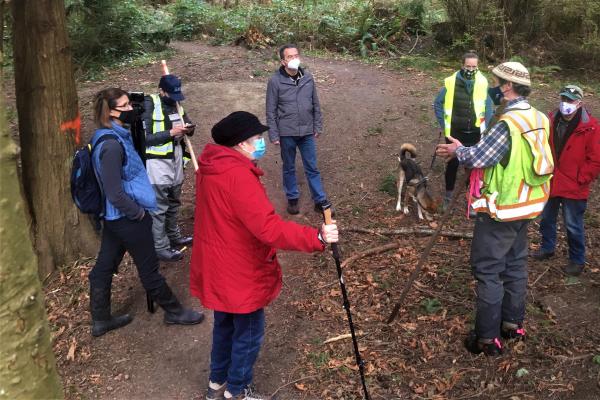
470, 105, 554, 221
146, 94, 185, 157
443, 71, 488, 137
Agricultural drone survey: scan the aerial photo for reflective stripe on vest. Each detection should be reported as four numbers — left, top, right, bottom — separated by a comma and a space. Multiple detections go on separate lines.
472, 105, 553, 221
443, 71, 488, 137
146, 94, 185, 157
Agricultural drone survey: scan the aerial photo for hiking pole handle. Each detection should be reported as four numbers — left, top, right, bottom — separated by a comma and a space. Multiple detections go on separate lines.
323, 207, 333, 225
322, 206, 341, 259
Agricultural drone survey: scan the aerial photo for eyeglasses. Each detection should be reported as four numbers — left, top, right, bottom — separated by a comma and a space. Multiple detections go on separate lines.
112, 101, 132, 110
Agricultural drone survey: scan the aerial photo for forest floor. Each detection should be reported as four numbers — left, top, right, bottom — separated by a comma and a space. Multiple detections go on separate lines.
45, 41, 600, 399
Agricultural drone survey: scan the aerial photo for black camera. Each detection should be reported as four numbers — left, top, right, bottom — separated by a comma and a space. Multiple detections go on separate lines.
128, 91, 147, 164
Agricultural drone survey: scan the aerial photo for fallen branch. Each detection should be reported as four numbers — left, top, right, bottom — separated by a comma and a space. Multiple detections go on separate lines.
345, 226, 473, 239
340, 242, 401, 269
547, 353, 593, 362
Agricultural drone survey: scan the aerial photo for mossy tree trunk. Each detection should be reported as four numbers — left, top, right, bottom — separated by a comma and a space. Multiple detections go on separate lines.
0, 53, 64, 399
12, 0, 98, 277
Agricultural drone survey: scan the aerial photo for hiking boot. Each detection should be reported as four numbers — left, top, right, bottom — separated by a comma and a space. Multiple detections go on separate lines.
170, 235, 193, 248
224, 386, 269, 400
464, 330, 504, 356
90, 286, 133, 337
564, 262, 584, 277
501, 322, 526, 341
530, 249, 554, 260
286, 199, 299, 215
206, 380, 227, 400
157, 248, 184, 262
149, 283, 204, 325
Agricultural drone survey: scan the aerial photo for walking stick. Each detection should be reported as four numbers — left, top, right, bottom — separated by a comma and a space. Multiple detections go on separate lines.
386, 103, 508, 324
322, 204, 370, 400
386, 170, 469, 324
161, 60, 199, 172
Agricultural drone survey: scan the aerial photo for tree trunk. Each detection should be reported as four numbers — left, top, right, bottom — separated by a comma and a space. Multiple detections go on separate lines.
12, 0, 98, 277
0, 53, 64, 399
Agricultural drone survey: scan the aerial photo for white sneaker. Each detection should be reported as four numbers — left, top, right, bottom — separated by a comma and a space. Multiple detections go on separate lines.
223, 386, 268, 400
206, 380, 227, 400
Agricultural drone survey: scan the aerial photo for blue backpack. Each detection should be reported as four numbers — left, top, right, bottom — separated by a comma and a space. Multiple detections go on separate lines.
70, 135, 126, 216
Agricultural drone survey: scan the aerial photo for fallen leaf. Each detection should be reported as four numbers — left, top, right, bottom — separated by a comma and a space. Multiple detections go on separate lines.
67, 339, 77, 361
294, 383, 307, 391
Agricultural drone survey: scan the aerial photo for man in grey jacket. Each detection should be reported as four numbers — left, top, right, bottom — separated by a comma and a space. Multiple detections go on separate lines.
266, 44, 330, 215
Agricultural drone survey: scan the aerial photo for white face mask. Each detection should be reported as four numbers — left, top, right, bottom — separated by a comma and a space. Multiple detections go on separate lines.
287, 58, 301, 70
559, 101, 579, 116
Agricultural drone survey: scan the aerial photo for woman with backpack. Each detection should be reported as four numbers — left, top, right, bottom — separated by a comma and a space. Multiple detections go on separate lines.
88, 88, 203, 337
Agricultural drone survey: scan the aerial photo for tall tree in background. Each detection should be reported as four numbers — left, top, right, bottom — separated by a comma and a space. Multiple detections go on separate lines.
0, 52, 64, 399
12, 0, 97, 276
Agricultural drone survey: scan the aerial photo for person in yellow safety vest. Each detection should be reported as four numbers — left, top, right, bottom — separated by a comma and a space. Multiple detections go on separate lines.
433, 52, 494, 209
436, 61, 554, 356
142, 74, 195, 262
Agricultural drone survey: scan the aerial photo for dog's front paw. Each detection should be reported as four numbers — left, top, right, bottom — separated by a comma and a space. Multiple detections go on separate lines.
403, 207, 409, 215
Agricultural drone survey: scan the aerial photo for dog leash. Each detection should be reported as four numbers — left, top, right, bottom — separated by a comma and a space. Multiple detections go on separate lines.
427, 130, 443, 177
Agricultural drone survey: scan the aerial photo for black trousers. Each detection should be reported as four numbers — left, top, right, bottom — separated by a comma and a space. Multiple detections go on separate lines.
444, 134, 480, 191
470, 213, 529, 339
89, 213, 165, 291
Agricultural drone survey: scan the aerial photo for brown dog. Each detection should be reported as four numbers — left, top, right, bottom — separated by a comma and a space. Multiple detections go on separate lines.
395, 143, 438, 220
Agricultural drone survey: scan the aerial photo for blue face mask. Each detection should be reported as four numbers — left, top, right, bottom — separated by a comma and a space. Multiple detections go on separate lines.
251, 137, 266, 160
488, 86, 504, 105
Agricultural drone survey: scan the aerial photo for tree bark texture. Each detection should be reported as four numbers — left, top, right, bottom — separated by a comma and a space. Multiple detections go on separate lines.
12, 0, 97, 277
0, 53, 64, 399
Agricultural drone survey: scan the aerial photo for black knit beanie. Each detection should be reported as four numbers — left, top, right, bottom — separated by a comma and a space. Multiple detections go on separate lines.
211, 111, 269, 147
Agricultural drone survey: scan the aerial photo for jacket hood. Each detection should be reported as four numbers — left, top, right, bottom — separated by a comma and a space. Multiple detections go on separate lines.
199, 143, 264, 177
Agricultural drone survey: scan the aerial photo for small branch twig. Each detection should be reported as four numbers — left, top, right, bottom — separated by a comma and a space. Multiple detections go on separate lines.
529, 266, 550, 288
340, 242, 401, 269
269, 375, 318, 399
408, 30, 419, 55
345, 226, 473, 239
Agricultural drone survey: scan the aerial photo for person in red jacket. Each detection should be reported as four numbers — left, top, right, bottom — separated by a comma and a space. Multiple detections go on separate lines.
190, 111, 338, 400
532, 85, 600, 276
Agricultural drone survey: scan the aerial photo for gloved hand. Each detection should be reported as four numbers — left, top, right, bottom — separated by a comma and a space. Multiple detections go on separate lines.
320, 222, 339, 244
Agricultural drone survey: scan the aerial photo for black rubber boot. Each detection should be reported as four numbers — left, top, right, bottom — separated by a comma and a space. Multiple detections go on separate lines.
464, 330, 504, 356
90, 286, 133, 337
150, 283, 204, 325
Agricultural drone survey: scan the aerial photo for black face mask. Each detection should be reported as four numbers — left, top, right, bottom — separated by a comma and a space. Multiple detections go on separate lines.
116, 109, 136, 125
462, 68, 477, 80
160, 95, 177, 106
488, 86, 504, 106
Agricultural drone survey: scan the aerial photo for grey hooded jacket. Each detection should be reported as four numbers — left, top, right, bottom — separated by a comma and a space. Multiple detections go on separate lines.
266, 67, 323, 142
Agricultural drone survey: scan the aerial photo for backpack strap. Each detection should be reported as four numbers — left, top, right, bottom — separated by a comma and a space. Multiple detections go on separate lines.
90, 134, 127, 220
92, 134, 127, 165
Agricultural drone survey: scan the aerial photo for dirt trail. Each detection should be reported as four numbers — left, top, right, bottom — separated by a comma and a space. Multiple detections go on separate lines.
51, 41, 600, 400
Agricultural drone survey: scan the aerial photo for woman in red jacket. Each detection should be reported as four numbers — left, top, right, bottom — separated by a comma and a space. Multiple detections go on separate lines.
532, 85, 600, 276
190, 111, 338, 400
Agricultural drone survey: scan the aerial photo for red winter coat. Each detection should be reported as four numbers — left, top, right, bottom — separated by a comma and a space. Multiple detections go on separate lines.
548, 108, 600, 199
190, 143, 325, 313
